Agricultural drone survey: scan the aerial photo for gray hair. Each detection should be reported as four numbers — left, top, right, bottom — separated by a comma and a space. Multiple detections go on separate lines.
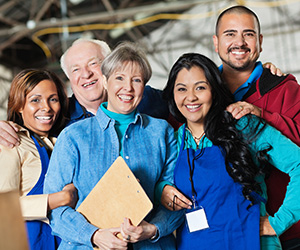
101, 41, 152, 84
60, 38, 111, 78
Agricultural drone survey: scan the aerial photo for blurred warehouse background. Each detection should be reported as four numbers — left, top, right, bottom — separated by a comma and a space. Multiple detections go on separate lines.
0, 0, 299, 119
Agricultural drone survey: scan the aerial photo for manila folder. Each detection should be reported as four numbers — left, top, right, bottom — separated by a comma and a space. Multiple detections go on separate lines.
0, 190, 29, 250
77, 156, 153, 230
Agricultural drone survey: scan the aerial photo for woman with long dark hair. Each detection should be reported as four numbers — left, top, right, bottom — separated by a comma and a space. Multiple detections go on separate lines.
159, 53, 300, 250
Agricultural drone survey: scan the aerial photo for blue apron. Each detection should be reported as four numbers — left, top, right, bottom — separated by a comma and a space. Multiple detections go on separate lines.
25, 135, 60, 250
174, 125, 260, 250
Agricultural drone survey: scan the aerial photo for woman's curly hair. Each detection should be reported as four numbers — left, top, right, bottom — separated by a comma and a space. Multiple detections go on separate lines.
163, 53, 271, 206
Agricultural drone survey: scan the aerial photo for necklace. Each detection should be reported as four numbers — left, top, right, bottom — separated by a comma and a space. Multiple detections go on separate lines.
186, 127, 205, 146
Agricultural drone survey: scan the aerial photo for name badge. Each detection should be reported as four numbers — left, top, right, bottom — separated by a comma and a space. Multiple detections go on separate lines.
186, 207, 209, 232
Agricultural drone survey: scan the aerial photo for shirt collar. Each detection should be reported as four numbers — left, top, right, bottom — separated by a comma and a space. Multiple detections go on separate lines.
68, 94, 94, 121
244, 61, 263, 86
18, 125, 56, 144
219, 61, 263, 101
96, 102, 144, 130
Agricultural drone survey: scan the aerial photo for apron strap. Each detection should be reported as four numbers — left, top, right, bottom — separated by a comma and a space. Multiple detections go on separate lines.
28, 135, 50, 196
179, 124, 187, 153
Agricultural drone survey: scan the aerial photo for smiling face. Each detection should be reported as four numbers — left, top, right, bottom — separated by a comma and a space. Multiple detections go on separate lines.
174, 66, 212, 129
213, 12, 263, 72
104, 61, 145, 114
65, 41, 107, 113
19, 80, 61, 137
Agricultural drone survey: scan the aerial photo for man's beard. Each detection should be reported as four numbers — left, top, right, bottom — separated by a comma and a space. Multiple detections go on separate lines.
220, 55, 253, 70
220, 46, 258, 71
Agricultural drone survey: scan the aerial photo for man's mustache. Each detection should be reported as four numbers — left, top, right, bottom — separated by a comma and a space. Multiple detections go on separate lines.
228, 46, 251, 53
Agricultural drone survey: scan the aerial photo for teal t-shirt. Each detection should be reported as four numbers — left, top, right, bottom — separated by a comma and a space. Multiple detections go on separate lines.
100, 102, 135, 157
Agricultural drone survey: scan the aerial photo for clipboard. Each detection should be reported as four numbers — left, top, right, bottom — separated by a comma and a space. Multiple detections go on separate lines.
0, 190, 29, 250
77, 156, 153, 232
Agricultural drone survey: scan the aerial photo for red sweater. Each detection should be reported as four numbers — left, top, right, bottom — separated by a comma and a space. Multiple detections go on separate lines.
245, 69, 300, 241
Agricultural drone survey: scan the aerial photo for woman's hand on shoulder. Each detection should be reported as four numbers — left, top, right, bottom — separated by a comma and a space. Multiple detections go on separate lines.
226, 101, 261, 119
260, 215, 276, 236
161, 185, 192, 211
92, 228, 127, 250
263, 62, 284, 76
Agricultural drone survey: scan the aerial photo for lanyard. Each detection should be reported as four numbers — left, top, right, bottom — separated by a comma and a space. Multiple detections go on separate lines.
185, 128, 205, 208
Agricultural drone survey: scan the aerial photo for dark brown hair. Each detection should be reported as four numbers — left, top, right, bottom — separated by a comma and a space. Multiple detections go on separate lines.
7, 69, 68, 135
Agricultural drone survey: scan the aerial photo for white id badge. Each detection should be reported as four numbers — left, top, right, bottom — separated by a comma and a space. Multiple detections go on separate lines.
185, 207, 209, 232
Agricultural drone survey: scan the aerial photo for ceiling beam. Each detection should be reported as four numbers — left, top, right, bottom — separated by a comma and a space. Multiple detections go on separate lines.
34, 0, 56, 23
0, 0, 207, 37
101, 0, 114, 13
0, 1, 17, 13
0, 14, 22, 26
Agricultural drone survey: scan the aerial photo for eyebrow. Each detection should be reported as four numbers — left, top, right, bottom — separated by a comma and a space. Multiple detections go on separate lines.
175, 81, 208, 87
223, 29, 256, 34
70, 57, 99, 69
243, 29, 257, 34
28, 93, 58, 99
223, 29, 237, 34
27, 94, 42, 98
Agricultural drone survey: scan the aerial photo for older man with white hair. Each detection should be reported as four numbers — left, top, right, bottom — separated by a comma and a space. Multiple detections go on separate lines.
0, 38, 169, 145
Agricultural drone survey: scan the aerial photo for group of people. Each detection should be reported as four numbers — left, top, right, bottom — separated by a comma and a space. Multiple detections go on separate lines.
0, 5, 300, 250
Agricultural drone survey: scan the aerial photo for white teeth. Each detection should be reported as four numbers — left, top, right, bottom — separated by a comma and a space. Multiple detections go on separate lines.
186, 105, 200, 109
118, 95, 132, 100
36, 116, 51, 120
83, 80, 96, 87
232, 51, 245, 55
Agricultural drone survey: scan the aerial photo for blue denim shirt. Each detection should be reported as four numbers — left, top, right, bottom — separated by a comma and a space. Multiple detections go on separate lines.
44, 107, 184, 250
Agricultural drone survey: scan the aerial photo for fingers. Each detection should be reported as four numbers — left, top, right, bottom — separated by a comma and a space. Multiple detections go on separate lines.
268, 64, 283, 77
269, 65, 283, 76
161, 185, 192, 211
0, 121, 20, 148
259, 216, 276, 236
62, 183, 78, 208
227, 101, 262, 119
263, 62, 283, 77
226, 102, 252, 119
121, 219, 157, 242
63, 183, 73, 190
172, 195, 192, 211
109, 227, 124, 236
274, 68, 283, 77
8, 121, 20, 132
93, 228, 127, 250
121, 218, 139, 243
